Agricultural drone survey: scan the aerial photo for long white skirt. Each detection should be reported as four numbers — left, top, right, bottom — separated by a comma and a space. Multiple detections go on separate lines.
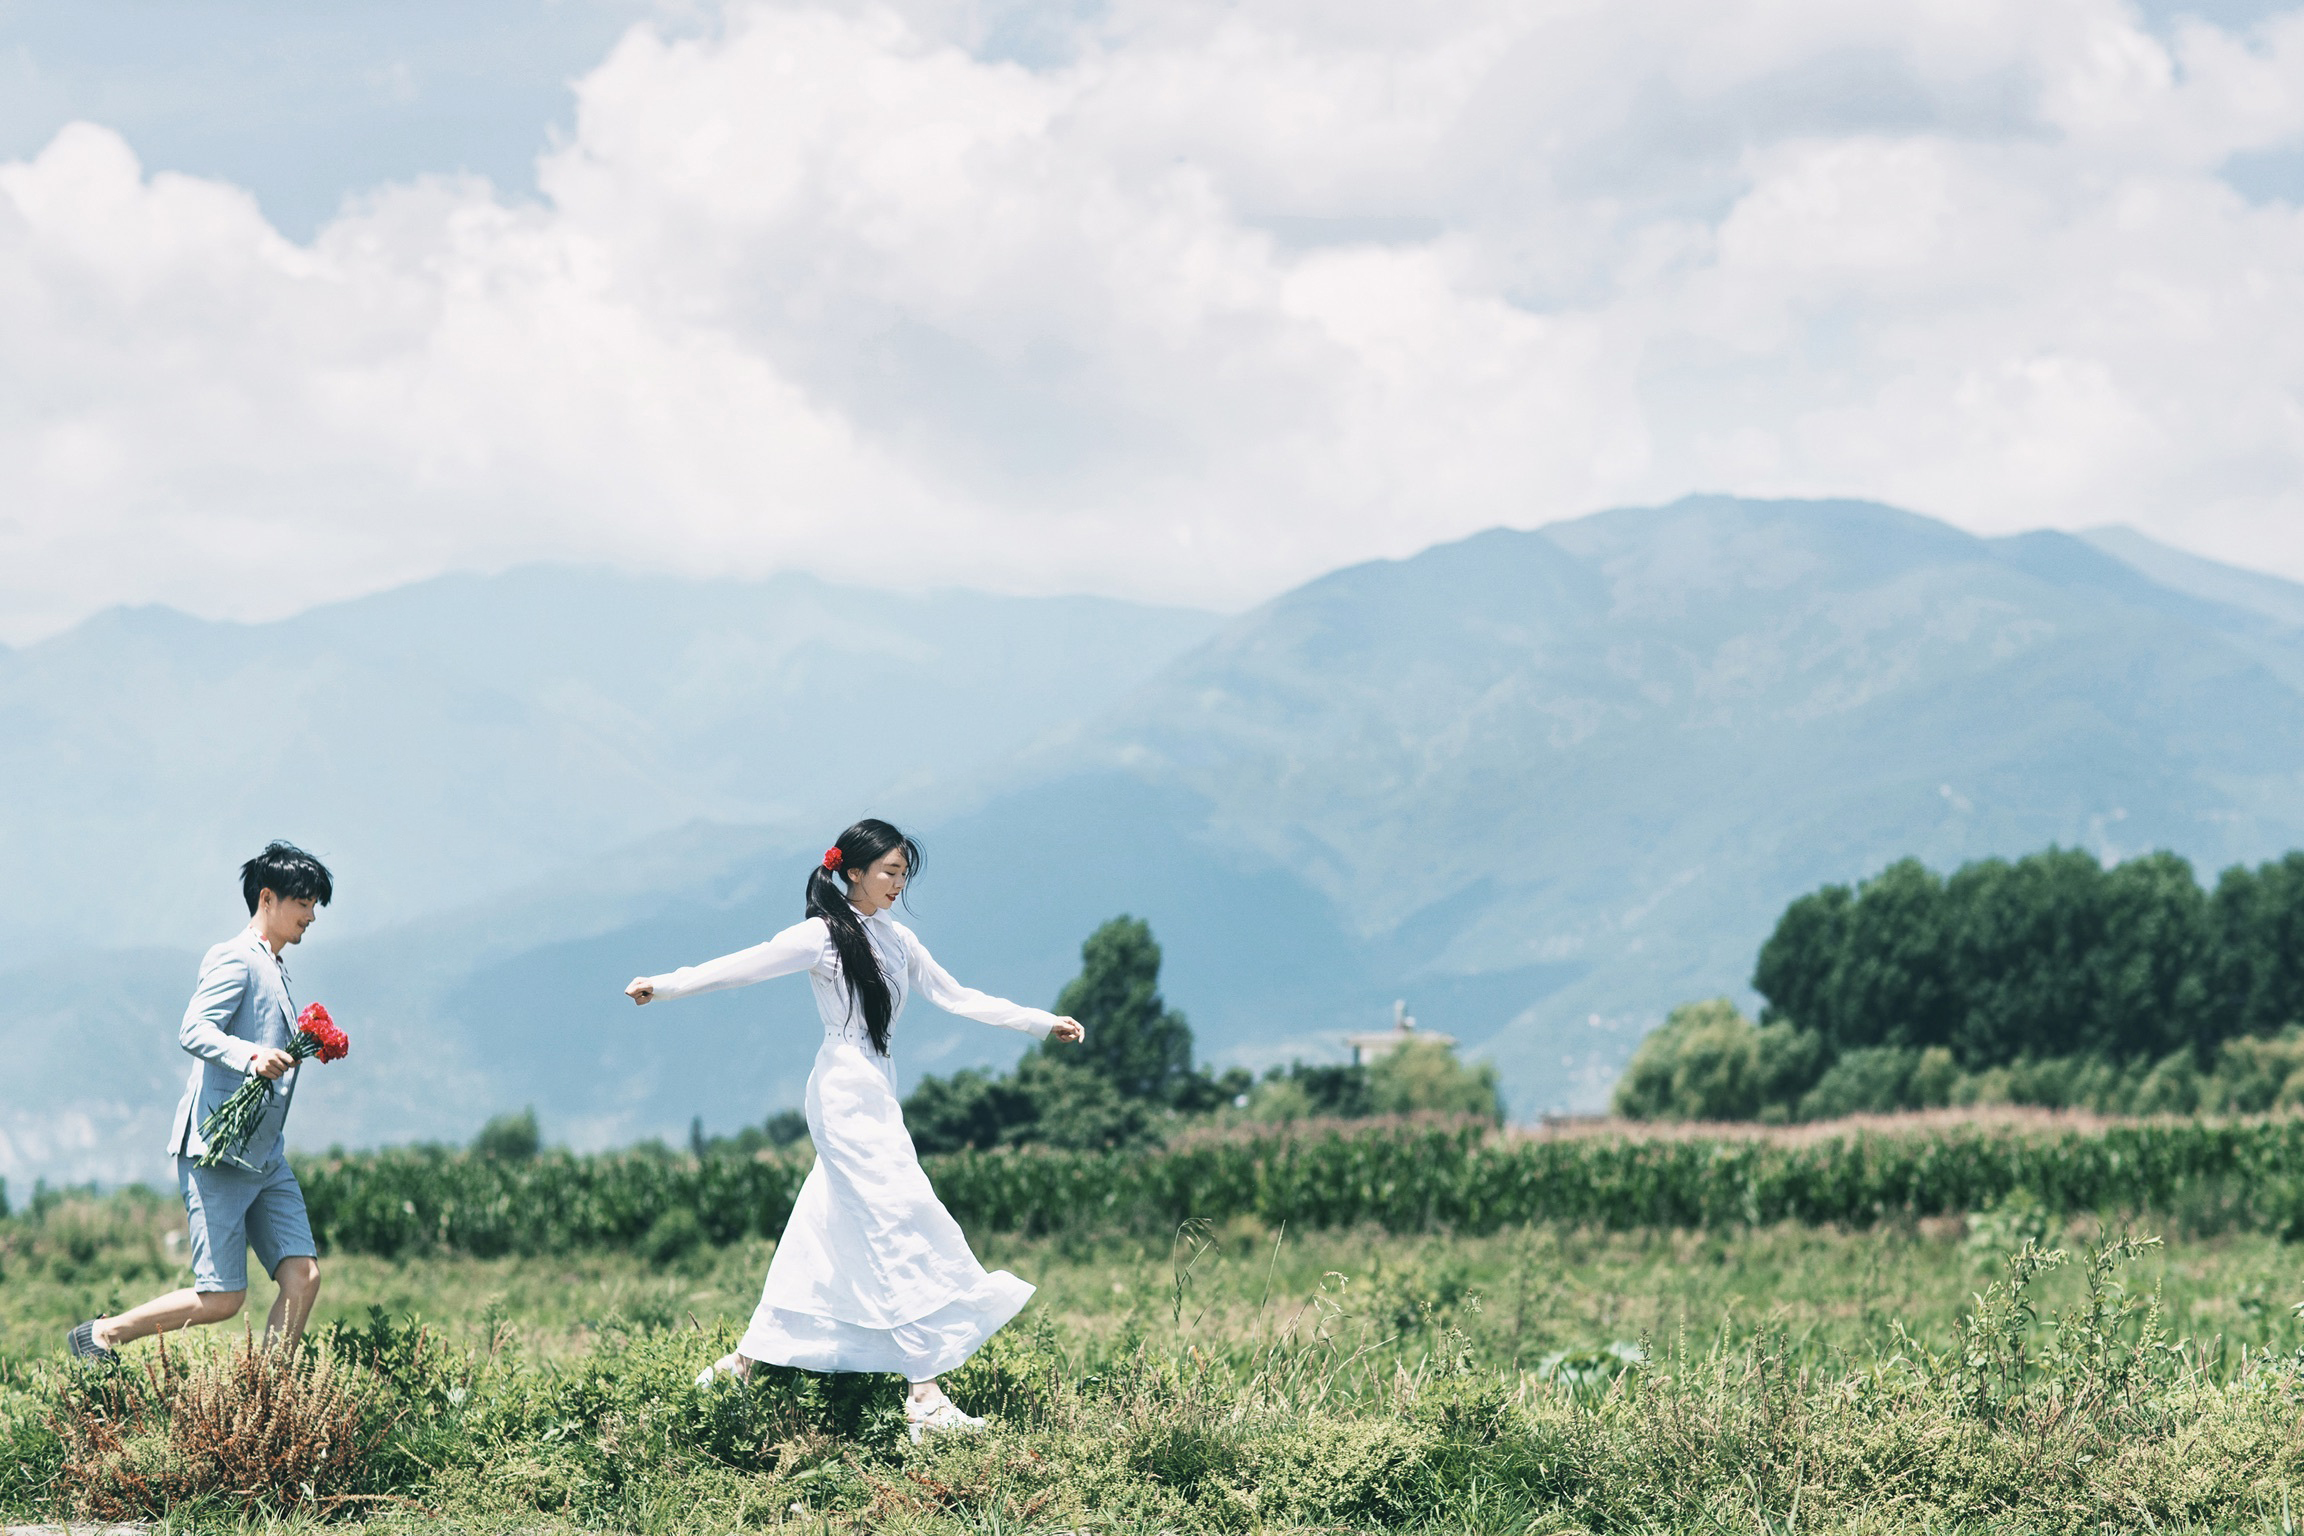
737, 1035, 1032, 1380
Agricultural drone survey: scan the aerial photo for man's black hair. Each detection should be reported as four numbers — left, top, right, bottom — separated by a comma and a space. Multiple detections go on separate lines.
241, 842, 334, 915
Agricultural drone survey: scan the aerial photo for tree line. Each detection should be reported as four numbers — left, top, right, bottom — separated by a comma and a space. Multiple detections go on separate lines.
900, 915, 1502, 1151
1618, 847, 2304, 1122
671, 915, 1502, 1157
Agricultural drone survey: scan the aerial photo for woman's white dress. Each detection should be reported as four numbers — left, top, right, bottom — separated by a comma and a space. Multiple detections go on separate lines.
642, 909, 1055, 1380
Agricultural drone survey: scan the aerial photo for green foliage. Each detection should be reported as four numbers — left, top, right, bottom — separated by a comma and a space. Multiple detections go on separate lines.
1675, 843, 2304, 1121
906, 1052, 1159, 1154
1625, 1026, 2304, 1123
291, 1113, 2304, 1257
10, 1213, 2304, 1532
1364, 1039, 1506, 1121
1051, 915, 1197, 1102
1533, 1340, 1643, 1405
636, 1207, 707, 1270
906, 914, 1252, 1151
1757, 846, 2304, 1075
690, 1108, 811, 1158
1796, 1043, 1959, 1119
0, 1356, 63, 1512
471, 1106, 541, 1162
2215, 1027, 2304, 1112
0, 1186, 182, 1290
1961, 1187, 2050, 1269
1253, 1042, 1502, 1123
903, 1066, 1036, 1154
1611, 998, 1826, 1120
298, 1143, 812, 1257
1250, 1060, 1374, 1120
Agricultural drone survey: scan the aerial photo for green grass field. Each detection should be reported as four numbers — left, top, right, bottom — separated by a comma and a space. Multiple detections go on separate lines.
9, 1183, 2304, 1533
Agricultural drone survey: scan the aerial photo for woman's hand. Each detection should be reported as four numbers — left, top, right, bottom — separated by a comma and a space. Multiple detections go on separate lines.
626, 979, 655, 1006
1048, 1017, 1084, 1044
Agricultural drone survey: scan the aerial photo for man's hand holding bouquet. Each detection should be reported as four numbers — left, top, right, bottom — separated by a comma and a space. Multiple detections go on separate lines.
195, 1002, 350, 1169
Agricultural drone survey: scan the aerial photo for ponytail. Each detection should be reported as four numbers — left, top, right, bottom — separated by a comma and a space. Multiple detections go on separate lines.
805, 819, 922, 1056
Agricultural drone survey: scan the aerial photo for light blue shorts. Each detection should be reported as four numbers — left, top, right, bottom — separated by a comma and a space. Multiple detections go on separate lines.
177, 1156, 316, 1293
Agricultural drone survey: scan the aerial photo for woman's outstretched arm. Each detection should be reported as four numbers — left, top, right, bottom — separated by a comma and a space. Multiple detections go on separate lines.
907, 937, 1082, 1041
627, 919, 831, 1004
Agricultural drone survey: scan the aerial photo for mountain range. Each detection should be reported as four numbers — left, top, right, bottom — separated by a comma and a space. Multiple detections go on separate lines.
7, 496, 2302, 1188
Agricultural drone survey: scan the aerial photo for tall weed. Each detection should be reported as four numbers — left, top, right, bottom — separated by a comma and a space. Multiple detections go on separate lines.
49, 1332, 393, 1519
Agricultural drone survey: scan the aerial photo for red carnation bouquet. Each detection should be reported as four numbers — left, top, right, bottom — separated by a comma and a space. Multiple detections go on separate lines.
195, 1002, 351, 1169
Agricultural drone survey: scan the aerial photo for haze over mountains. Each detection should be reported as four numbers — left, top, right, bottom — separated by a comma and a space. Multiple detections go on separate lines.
7, 496, 2302, 1188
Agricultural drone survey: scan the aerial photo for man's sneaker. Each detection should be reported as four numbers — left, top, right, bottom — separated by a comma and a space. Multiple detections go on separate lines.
66, 1321, 119, 1364
904, 1391, 985, 1445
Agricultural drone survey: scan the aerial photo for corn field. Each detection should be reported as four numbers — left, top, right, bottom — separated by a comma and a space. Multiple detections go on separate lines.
296, 1113, 2304, 1257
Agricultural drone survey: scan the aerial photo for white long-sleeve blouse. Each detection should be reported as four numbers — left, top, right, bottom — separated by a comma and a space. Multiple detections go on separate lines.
644, 909, 1056, 1049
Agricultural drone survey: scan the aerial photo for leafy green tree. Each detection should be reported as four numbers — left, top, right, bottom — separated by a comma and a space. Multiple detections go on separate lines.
1248, 1042, 1500, 1123
904, 1053, 1157, 1153
1365, 1039, 1505, 1122
1613, 999, 1824, 1122
1755, 845, 2286, 1088
1753, 885, 1851, 1034
2128, 1050, 2207, 1115
903, 1067, 1033, 1154
472, 1107, 540, 1161
1049, 916, 1197, 1103
1015, 1054, 1161, 1150
904, 914, 1207, 1151
2090, 851, 2213, 1062
1796, 1045, 1956, 1120
2211, 853, 2304, 1043
1831, 859, 1956, 1055
2210, 1028, 2304, 1113
1249, 1061, 1374, 1122
1945, 849, 2109, 1067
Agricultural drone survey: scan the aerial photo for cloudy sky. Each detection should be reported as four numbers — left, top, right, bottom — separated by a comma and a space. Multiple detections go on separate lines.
3, 0, 2303, 643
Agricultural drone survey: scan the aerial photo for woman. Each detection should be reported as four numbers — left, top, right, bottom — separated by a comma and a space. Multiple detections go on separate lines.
626, 818, 1083, 1442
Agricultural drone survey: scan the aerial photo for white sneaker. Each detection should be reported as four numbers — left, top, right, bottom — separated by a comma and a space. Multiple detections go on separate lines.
905, 1391, 985, 1444
694, 1353, 744, 1389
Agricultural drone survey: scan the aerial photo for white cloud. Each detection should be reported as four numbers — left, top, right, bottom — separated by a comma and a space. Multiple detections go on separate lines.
5, 0, 2304, 642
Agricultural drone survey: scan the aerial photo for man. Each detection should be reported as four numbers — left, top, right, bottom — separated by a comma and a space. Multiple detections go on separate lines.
67, 842, 333, 1361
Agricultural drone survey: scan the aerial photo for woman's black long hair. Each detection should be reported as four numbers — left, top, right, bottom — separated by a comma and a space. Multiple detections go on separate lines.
807, 818, 922, 1056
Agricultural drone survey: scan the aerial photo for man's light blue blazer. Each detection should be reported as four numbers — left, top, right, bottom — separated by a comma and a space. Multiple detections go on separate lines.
167, 929, 301, 1168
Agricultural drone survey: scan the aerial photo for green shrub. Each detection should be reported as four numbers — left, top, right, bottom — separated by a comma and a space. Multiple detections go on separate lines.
1366, 1039, 1506, 1122
904, 914, 1249, 1150
1798, 1044, 1958, 1119
637, 1207, 706, 1269
906, 1052, 1160, 1154
1248, 1060, 1372, 1121
0, 1356, 62, 1512
2214, 1028, 2304, 1112
1613, 999, 1824, 1120
472, 1107, 541, 1161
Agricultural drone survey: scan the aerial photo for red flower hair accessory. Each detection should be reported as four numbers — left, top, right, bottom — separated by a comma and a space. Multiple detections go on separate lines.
822, 847, 844, 871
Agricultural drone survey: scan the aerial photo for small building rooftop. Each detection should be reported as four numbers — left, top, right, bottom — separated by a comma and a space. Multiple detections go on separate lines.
1343, 999, 1456, 1065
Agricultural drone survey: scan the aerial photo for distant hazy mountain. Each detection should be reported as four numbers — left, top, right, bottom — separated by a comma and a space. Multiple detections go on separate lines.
0, 569, 1221, 953
8, 500, 2302, 1189
2081, 526, 2304, 633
